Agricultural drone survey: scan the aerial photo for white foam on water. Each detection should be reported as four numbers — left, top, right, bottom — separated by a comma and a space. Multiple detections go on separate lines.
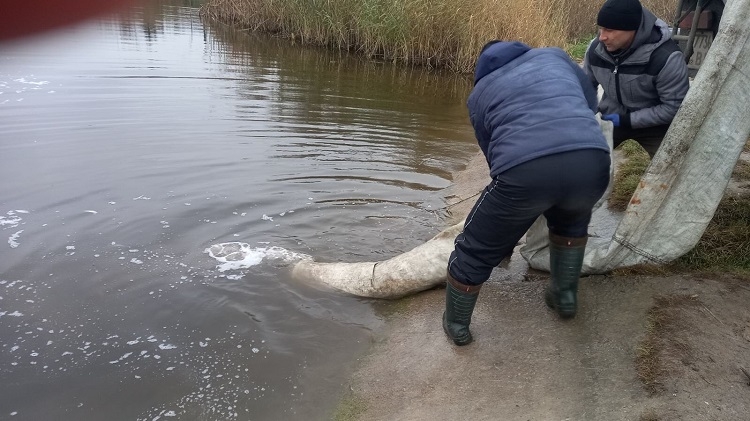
13, 78, 50, 86
205, 242, 311, 272
8, 230, 23, 248
109, 352, 133, 364
2, 219, 300, 418
1, 213, 23, 227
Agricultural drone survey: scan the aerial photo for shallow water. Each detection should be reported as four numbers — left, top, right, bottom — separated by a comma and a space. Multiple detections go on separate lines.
0, 2, 477, 420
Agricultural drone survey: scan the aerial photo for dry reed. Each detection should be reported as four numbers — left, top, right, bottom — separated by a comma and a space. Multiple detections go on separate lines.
201, 0, 678, 72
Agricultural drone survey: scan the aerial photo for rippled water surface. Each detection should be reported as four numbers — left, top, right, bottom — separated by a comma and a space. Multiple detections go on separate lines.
0, 2, 477, 420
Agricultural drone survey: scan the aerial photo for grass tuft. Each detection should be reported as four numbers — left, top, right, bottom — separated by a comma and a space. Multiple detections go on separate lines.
635, 294, 699, 395
608, 140, 651, 211
673, 195, 750, 275
732, 159, 750, 181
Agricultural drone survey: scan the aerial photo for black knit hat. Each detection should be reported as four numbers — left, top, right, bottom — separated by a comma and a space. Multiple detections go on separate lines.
597, 0, 643, 31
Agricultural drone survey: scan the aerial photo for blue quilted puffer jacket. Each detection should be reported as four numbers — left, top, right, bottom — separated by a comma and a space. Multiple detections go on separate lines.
469, 41, 609, 177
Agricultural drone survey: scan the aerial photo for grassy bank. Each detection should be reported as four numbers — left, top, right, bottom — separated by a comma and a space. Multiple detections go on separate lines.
610, 140, 750, 276
201, 0, 677, 72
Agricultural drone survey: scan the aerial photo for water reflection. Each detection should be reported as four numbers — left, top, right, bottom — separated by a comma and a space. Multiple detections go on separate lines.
206, 23, 475, 183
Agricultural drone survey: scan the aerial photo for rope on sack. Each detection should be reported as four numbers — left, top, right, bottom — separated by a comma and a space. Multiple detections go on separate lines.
371, 261, 379, 289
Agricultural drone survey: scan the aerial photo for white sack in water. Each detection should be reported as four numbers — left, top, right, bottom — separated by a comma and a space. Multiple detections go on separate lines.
292, 223, 463, 298
291, 0, 750, 296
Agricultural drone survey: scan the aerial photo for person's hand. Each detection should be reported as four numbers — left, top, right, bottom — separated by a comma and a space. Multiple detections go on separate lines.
601, 114, 620, 127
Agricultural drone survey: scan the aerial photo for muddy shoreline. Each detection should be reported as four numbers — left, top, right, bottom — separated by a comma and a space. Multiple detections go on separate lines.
335, 149, 750, 421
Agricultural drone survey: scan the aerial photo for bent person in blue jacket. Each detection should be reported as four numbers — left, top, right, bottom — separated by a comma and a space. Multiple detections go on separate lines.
584, 0, 690, 158
443, 40, 611, 346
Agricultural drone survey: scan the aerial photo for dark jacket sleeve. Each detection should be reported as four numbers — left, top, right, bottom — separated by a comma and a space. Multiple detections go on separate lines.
581, 39, 601, 92
629, 50, 690, 128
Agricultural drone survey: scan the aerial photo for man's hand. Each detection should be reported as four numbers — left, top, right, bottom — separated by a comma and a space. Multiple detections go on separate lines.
601, 114, 620, 127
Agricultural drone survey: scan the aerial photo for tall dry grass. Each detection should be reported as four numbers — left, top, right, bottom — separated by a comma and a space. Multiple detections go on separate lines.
201, 0, 678, 72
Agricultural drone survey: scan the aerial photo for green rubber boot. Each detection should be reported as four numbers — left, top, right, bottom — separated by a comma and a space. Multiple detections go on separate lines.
443, 272, 482, 346
545, 233, 587, 319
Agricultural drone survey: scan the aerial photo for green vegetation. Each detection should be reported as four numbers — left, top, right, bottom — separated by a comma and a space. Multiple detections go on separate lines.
675, 195, 750, 274
201, 0, 678, 72
610, 139, 750, 276
565, 35, 596, 62
332, 392, 367, 421
608, 140, 651, 211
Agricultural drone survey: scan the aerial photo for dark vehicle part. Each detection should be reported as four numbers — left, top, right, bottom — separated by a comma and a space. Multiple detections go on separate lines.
672, 0, 725, 75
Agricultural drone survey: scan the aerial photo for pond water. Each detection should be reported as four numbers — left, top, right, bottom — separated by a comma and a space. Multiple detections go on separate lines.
0, 1, 477, 420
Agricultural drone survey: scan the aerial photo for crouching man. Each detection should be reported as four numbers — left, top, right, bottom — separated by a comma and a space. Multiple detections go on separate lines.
444, 41, 611, 346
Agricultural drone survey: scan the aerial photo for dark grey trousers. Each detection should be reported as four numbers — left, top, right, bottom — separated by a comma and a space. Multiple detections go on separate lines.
448, 149, 610, 286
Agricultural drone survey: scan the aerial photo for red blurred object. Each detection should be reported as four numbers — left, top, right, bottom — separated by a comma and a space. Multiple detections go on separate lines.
678, 11, 714, 30
0, 0, 141, 41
